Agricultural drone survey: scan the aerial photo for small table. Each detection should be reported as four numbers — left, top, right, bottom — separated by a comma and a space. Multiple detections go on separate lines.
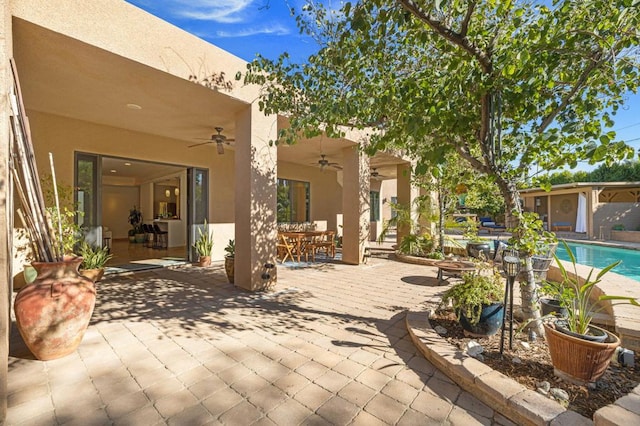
435, 260, 477, 285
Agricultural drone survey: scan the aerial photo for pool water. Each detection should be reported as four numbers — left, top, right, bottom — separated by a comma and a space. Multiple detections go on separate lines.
556, 242, 640, 282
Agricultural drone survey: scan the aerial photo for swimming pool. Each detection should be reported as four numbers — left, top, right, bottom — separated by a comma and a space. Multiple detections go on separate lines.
556, 242, 640, 282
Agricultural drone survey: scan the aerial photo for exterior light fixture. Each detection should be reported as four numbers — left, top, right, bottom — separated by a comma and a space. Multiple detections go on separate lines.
165, 189, 170, 198
174, 187, 179, 196
500, 254, 521, 354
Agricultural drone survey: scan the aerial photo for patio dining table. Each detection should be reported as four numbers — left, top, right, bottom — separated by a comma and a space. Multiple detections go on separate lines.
278, 231, 330, 263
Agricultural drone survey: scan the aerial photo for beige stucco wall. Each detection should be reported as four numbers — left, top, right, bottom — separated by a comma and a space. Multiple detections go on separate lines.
381, 179, 397, 222
25, 110, 236, 253
29, 111, 234, 214
1, 0, 12, 419
594, 202, 640, 234
549, 193, 578, 228
10, 0, 258, 104
277, 161, 343, 232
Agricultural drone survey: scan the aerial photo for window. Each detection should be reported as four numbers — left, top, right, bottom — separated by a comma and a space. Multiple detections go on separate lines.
370, 191, 380, 222
277, 178, 310, 222
390, 196, 398, 219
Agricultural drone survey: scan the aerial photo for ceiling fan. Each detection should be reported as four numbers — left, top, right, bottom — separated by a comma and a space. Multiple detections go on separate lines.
371, 168, 388, 179
313, 154, 342, 171
188, 127, 235, 154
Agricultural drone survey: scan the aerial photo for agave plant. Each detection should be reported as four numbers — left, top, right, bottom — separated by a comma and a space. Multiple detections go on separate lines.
193, 220, 214, 257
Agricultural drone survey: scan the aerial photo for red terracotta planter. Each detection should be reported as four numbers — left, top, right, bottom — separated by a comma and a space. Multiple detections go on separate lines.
14, 257, 96, 360
544, 321, 620, 384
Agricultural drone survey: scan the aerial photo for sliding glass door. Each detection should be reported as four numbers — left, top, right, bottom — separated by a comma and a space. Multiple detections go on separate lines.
187, 167, 209, 261
75, 152, 102, 246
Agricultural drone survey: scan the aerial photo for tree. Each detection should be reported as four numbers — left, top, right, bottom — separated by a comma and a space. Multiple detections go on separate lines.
240, 0, 640, 332
588, 160, 640, 181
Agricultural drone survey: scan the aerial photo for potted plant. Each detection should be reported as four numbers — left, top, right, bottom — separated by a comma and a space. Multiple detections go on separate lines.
440, 265, 505, 337
193, 220, 214, 267
463, 219, 491, 260
128, 206, 144, 243
542, 240, 639, 384
224, 239, 235, 283
11, 150, 96, 360
78, 242, 113, 283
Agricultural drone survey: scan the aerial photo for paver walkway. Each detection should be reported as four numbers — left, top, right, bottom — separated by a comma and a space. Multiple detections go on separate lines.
7, 255, 509, 425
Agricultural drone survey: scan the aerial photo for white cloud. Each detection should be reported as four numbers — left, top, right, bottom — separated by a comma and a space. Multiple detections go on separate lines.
170, 0, 255, 24
214, 23, 290, 38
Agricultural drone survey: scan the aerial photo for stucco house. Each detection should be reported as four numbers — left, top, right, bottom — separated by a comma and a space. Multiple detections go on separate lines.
0, 0, 422, 417
520, 182, 640, 239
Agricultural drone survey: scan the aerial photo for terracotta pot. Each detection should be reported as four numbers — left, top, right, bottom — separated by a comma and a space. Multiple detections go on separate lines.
196, 256, 211, 267
14, 257, 96, 360
224, 256, 234, 283
80, 268, 105, 283
544, 321, 620, 384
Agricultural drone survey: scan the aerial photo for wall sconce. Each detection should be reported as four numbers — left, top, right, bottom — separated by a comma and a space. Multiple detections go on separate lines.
535, 198, 541, 207
165, 189, 170, 198
174, 187, 179, 196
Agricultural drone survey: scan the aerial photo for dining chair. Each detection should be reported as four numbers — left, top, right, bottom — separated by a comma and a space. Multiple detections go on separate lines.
142, 224, 155, 248
277, 234, 295, 263
153, 223, 168, 249
306, 231, 336, 262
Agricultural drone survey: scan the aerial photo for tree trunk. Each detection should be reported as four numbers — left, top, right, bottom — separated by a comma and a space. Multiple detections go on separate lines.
496, 178, 544, 337
438, 181, 446, 253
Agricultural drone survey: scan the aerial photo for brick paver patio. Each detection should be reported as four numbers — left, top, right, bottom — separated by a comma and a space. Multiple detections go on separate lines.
7, 255, 506, 425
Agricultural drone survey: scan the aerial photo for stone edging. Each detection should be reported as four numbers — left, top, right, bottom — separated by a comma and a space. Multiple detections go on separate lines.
392, 252, 443, 266
405, 305, 590, 426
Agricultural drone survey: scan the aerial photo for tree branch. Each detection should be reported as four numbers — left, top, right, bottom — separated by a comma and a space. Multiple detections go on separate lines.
536, 50, 605, 133
396, 0, 492, 73
460, 0, 477, 37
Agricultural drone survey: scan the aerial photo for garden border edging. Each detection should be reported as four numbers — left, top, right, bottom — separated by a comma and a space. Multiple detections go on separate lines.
405, 303, 590, 426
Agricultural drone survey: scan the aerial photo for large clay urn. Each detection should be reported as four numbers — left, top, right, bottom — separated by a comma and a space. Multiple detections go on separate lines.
14, 257, 96, 360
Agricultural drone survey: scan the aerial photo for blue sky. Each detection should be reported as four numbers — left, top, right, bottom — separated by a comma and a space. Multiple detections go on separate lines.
126, 0, 639, 172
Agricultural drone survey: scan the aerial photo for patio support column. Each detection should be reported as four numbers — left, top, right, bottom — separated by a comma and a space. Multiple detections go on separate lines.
0, 0, 12, 419
234, 104, 278, 291
587, 189, 596, 239
341, 146, 369, 264
396, 163, 418, 245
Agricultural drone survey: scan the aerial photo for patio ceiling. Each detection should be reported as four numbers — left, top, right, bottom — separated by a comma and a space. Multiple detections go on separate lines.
13, 18, 245, 148
13, 18, 406, 180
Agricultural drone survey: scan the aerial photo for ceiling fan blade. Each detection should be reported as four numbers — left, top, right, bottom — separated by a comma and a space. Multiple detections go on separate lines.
188, 141, 213, 148
216, 142, 225, 154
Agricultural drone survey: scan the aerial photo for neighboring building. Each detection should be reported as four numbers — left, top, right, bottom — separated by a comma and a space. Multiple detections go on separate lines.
0, 0, 419, 418
520, 182, 640, 239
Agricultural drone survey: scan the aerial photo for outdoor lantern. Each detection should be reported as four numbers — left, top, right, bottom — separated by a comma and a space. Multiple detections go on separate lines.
174, 187, 179, 196
500, 255, 520, 354
165, 189, 170, 198
503, 255, 520, 278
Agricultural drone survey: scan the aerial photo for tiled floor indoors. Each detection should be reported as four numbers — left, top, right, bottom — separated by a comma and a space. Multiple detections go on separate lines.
7, 254, 508, 425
